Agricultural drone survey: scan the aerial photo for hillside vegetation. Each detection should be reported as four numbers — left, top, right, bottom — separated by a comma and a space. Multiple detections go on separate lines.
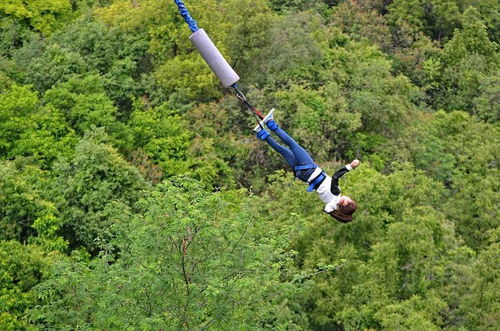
0, 0, 498, 329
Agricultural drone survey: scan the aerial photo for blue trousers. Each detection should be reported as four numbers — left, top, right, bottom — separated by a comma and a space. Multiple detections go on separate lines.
263, 126, 316, 182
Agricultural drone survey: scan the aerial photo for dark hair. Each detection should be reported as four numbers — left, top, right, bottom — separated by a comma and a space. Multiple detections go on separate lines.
329, 200, 357, 223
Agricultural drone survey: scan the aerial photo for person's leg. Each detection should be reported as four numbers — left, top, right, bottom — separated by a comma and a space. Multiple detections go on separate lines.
266, 120, 315, 165
257, 130, 296, 167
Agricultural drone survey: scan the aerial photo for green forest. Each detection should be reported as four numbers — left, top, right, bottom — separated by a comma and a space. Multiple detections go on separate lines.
0, 0, 498, 329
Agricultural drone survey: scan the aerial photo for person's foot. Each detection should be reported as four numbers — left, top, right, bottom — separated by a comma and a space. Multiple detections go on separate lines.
267, 111, 273, 121
256, 129, 270, 141
266, 119, 278, 131
253, 108, 275, 132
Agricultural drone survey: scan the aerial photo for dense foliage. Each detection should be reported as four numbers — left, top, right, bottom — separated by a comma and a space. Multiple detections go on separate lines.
0, 0, 498, 329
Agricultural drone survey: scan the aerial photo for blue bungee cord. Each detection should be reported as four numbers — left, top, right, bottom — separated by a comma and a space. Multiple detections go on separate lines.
173, 0, 199, 33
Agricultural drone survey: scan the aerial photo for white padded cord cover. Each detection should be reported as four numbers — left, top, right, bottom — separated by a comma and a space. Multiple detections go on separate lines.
190, 29, 240, 87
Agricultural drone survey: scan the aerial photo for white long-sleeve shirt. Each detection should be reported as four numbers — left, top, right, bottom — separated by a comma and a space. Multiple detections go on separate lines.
307, 164, 353, 212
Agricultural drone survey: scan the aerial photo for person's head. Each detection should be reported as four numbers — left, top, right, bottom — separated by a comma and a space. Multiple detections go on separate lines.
329, 196, 357, 223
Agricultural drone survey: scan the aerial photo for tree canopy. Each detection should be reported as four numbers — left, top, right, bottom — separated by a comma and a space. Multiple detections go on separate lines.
0, 0, 498, 329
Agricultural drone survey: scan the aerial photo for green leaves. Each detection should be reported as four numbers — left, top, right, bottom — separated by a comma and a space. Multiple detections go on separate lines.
21, 44, 89, 93
52, 128, 148, 253
0, 84, 77, 168
0, 0, 73, 36
31, 178, 306, 329
385, 111, 499, 249
0, 85, 38, 157
425, 6, 499, 113
458, 229, 500, 329
44, 76, 117, 134
387, 0, 462, 41
0, 240, 55, 330
0, 159, 58, 243
0, 1, 498, 329
287, 163, 478, 330
128, 103, 191, 177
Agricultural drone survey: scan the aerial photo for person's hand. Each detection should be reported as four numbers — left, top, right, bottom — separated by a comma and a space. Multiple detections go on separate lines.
350, 159, 360, 168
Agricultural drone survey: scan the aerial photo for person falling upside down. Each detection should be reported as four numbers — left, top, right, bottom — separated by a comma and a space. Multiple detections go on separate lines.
255, 113, 360, 223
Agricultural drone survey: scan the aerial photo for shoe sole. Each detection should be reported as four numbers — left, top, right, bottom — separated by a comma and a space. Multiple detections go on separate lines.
253, 108, 275, 132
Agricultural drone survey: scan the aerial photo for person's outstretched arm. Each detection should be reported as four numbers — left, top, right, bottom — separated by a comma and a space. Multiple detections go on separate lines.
333, 159, 360, 180
331, 160, 360, 195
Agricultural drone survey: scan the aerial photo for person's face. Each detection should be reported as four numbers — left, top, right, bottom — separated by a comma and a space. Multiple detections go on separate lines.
339, 196, 353, 206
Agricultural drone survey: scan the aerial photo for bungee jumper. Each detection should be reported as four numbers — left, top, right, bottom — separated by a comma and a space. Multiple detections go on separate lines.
254, 114, 360, 222
173, 1, 360, 223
